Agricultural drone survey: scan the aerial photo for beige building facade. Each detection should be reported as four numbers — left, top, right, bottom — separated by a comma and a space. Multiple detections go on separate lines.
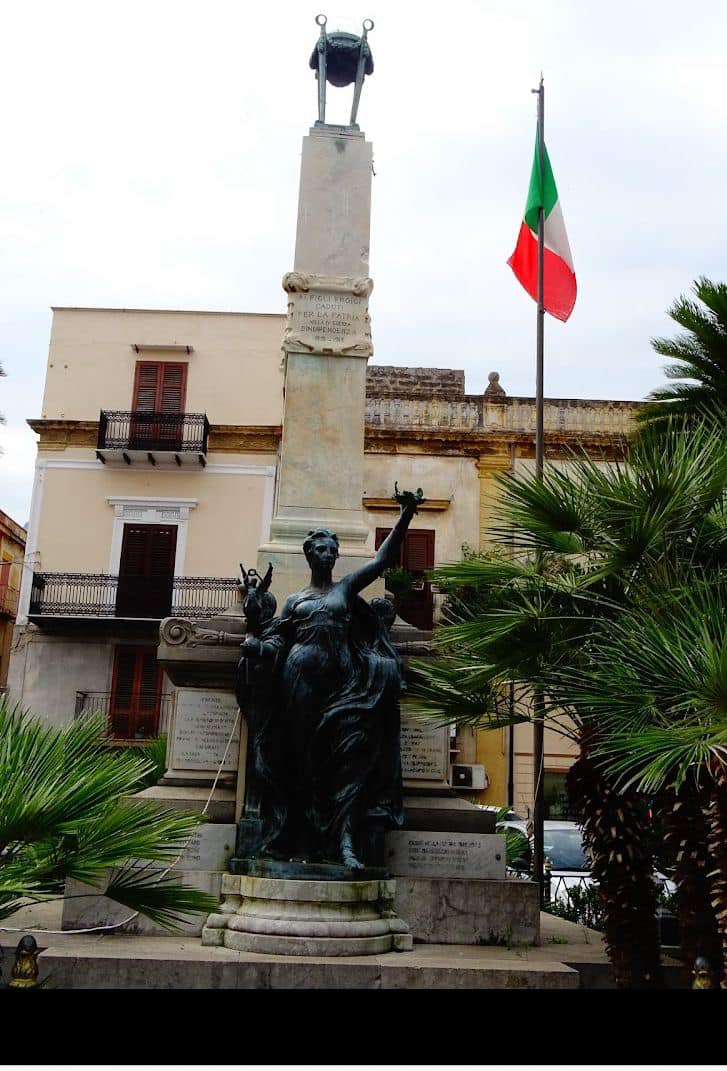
0, 508, 26, 693
10, 304, 637, 815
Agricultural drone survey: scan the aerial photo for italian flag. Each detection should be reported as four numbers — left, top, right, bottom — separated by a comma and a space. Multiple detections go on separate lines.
508, 132, 577, 322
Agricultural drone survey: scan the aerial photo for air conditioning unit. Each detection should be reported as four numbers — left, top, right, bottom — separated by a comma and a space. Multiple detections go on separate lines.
449, 763, 489, 791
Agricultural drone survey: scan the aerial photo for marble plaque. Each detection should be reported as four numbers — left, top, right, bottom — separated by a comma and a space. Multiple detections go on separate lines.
170, 689, 240, 773
174, 824, 237, 871
400, 714, 449, 782
385, 831, 506, 880
282, 273, 373, 357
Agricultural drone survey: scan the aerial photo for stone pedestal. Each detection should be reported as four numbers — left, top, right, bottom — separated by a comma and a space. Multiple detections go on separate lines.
202, 874, 413, 956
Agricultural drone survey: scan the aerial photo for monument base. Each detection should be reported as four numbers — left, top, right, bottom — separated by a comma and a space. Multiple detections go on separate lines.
228, 856, 387, 881
202, 872, 413, 956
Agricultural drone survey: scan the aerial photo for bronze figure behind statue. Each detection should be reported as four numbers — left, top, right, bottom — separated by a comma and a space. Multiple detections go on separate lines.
236, 486, 424, 872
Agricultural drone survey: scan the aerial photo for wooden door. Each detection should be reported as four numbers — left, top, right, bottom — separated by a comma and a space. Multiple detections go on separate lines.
109, 646, 163, 740
115, 523, 177, 618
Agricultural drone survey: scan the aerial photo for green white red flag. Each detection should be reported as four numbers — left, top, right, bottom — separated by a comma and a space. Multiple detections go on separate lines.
508, 132, 576, 322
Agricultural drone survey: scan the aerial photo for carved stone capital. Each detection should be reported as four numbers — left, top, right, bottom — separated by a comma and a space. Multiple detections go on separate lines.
282, 272, 373, 298
282, 272, 374, 358
159, 616, 245, 650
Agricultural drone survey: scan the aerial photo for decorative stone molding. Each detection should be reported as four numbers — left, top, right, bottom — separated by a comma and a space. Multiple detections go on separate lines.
27, 419, 97, 450
208, 425, 282, 453
282, 272, 374, 357
202, 873, 413, 955
160, 616, 245, 649
362, 496, 451, 512
107, 496, 198, 576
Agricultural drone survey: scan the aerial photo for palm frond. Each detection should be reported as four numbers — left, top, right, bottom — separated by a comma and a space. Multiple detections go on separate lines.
104, 866, 219, 931
406, 658, 522, 729
0, 697, 214, 927
595, 724, 727, 795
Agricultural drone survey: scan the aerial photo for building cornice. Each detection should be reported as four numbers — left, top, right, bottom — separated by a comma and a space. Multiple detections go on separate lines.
364, 426, 629, 460
51, 306, 286, 319
28, 407, 632, 461
363, 497, 451, 512
27, 419, 97, 450
27, 419, 283, 455
208, 425, 282, 453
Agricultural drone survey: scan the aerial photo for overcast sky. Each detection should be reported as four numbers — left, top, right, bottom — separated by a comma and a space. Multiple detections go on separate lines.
1, 0, 725, 526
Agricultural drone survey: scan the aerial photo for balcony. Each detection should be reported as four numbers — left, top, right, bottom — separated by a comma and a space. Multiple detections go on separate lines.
29, 572, 239, 630
96, 410, 210, 467
75, 690, 173, 743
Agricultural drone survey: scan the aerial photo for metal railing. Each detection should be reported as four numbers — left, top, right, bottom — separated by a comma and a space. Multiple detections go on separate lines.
75, 690, 173, 741
98, 410, 210, 454
29, 572, 239, 619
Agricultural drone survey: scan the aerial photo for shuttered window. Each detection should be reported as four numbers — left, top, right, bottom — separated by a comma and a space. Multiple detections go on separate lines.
109, 646, 163, 740
115, 524, 177, 618
130, 362, 188, 449
375, 527, 435, 630
375, 528, 435, 573
132, 362, 187, 412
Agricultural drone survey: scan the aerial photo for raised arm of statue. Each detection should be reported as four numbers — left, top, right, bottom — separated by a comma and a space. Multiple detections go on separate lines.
342, 485, 425, 597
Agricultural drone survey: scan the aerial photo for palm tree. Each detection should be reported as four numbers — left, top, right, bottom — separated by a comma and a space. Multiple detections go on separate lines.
0, 699, 218, 930
555, 580, 727, 985
409, 417, 727, 987
640, 277, 727, 426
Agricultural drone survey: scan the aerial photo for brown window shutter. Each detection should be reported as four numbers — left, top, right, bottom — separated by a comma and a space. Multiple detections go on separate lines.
138, 649, 163, 713
132, 362, 187, 412
159, 364, 187, 413
375, 528, 390, 551
133, 363, 162, 412
375, 527, 435, 573
376, 527, 436, 630
119, 524, 177, 579
110, 646, 163, 740
147, 526, 177, 577
117, 525, 177, 618
375, 527, 403, 566
109, 647, 137, 738
403, 529, 435, 574
118, 525, 149, 578
113, 647, 137, 701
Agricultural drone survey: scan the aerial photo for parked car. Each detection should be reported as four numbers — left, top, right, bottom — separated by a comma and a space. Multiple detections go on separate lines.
498, 818, 676, 905
475, 804, 524, 822
499, 819, 592, 901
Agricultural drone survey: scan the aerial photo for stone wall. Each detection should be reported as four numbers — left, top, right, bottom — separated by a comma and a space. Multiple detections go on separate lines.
365, 365, 641, 440
366, 366, 466, 400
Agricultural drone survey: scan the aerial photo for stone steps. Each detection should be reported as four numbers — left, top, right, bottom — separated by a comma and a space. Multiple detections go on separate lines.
35, 940, 580, 989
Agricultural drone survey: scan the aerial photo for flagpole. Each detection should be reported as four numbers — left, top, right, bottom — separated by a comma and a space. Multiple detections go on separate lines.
532, 73, 546, 907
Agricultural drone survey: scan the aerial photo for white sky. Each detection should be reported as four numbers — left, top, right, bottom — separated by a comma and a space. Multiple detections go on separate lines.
1, 0, 725, 526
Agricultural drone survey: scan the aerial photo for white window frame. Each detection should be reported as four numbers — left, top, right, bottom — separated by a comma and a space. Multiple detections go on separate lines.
107, 496, 198, 577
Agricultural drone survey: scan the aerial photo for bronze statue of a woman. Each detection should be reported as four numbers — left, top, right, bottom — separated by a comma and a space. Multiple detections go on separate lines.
236, 486, 424, 872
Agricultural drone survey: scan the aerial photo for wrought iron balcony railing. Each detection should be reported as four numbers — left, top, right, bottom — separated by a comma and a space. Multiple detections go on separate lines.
29, 572, 239, 620
97, 410, 210, 466
75, 690, 173, 741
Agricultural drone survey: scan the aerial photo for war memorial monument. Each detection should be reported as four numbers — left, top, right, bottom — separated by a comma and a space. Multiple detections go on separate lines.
136, 15, 537, 958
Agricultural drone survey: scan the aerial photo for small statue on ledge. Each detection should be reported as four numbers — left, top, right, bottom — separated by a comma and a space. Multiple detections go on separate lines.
236, 486, 425, 871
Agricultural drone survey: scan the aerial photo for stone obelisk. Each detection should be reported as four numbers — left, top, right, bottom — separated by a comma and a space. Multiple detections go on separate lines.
258, 121, 377, 598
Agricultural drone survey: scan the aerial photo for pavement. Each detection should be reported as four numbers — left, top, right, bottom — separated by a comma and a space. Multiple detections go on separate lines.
0, 899, 689, 989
